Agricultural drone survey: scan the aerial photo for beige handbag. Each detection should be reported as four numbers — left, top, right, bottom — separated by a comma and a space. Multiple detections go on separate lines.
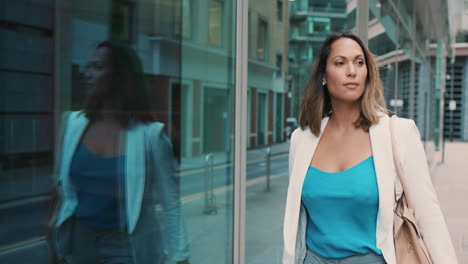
390, 116, 433, 264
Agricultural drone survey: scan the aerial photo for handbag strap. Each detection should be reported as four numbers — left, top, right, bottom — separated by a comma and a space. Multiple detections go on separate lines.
389, 115, 414, 209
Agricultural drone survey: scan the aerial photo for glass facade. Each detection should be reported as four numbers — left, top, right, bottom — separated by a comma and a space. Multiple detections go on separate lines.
0, 0, 459, 263
1, 0, 238, 263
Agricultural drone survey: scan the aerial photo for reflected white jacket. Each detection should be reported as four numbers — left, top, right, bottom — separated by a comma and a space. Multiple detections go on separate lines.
283, 114, 458, 264
52, 111, 189, 263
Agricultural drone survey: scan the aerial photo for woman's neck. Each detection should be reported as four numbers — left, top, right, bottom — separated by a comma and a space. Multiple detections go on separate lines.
328, 100, 361, 131
95, 100, 121, 124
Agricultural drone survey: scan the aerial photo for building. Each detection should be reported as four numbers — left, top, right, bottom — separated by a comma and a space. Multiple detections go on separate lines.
288, 0, 350, 119
288, 0, 459, 156
248, 0, 290, 147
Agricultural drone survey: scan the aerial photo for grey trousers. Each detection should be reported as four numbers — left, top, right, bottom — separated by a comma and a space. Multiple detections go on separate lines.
66, 219, 134, 264
303, 247, 387, 264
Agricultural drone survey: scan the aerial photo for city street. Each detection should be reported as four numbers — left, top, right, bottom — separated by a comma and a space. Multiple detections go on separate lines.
183, 141, 468, 263
2, 141, 468, 264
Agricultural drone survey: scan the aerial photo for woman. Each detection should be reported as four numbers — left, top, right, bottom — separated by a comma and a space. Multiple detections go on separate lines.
49, 41, 189, 264
282, 32, 457, 264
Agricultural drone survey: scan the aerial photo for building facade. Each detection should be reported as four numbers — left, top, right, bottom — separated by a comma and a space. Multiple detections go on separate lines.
288, 0, 460, 158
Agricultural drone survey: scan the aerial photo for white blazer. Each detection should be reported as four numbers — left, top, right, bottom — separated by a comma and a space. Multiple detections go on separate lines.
52, 111, 189, 263
283, 114, 458, 264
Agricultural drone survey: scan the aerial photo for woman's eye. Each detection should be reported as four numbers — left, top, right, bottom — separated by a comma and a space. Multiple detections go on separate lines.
356, 60, 365, 65
334, 61, 344, 66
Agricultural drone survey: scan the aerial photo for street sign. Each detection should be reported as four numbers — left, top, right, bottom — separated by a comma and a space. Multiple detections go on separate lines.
390, 99, 404, 107
449, 100, 456, 111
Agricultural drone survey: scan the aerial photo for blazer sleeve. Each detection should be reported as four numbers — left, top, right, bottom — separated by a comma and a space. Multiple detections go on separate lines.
52, 111, 73, 184
148, 125, 190, 262
397, 119, 458, 264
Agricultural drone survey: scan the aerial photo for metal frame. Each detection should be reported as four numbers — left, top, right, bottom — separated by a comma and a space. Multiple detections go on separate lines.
356, 0, 369, 47
233, 0, 248, 264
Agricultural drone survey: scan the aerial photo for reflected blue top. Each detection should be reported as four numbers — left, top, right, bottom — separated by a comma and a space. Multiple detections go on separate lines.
301, 156, 382, 258
70, 143, 126, 228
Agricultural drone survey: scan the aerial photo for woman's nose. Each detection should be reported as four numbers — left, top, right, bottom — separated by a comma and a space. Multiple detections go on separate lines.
347, 63, 356, 77
84, 67, 93, 80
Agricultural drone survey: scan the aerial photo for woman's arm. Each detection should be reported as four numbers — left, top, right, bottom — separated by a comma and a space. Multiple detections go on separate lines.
397, 119, 458, 263
149, 125, 190, 263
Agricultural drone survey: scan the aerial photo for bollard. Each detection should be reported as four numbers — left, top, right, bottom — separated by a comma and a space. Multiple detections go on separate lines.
203, 153, 217, 215
265, 147, 271, 192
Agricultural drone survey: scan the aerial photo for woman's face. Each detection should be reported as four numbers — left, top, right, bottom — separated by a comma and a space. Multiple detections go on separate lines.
84, 47, 112, 96
323, 37, 368, 105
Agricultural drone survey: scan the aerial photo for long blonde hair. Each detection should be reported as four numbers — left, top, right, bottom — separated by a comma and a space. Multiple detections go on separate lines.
298, 32, 388, 136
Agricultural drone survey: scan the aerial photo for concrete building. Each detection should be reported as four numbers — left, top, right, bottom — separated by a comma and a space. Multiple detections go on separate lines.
287, 0, 458, 156
248, 0, 290, 147
288, 0, 350, 119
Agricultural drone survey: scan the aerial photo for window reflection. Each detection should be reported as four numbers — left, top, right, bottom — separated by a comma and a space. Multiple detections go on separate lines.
209, 0, 223, 47
2, 0, 237, 263
48, 41, 189, 264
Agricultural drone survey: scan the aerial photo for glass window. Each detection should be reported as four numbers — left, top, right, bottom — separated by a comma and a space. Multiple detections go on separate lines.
0, 0, 237, 263
314, 20, 329, 33
257, 19, 268, 61
175, 0, 193, 39
110, 0, 134, 42
346, 9, 357, 30
276, 54, 283, 76
310, 0, 327, 10
209, 0, 223, 46
277, 0, 283, 22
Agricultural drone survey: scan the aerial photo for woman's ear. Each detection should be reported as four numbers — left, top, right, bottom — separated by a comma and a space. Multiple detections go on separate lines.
322, 72, 327, 86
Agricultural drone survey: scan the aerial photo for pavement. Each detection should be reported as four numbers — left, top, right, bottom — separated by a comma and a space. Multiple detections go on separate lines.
180, 141, 290, 264
181, 140, 468, 264
430, 141, 468, 263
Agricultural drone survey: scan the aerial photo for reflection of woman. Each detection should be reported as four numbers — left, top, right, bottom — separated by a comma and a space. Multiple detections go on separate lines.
283, 32, 457, 264
50, 41, 189, 264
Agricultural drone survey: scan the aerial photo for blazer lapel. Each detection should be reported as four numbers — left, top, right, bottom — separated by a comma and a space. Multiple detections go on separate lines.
125, 123, 146, 233
369, 114, 396, 252
55, 112, 88, 227
284, 117, 329, 258
292, 117, 329, 188
61, 112, 88, 184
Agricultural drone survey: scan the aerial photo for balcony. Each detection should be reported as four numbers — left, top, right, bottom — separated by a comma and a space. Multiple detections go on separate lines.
289, 30, 330, 42
290, 5, 347, 19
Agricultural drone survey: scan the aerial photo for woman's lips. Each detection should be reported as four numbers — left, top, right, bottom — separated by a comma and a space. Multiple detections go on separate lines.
344, 82, 359, 88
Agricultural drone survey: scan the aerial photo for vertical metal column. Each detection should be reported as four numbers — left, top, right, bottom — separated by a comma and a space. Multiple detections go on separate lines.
409, 6, 416, 120
450, 61, 455, 141
203, 153, 217, 214
394, 15, 400, 115
435, 41, 447, 151
356, 0, 369, 47
234, 0, 248, 263
265, 147, 271, 192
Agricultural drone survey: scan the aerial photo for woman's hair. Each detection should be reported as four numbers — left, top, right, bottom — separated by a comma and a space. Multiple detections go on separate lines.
298, 32, 388, 136
83, 40, 153, 128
